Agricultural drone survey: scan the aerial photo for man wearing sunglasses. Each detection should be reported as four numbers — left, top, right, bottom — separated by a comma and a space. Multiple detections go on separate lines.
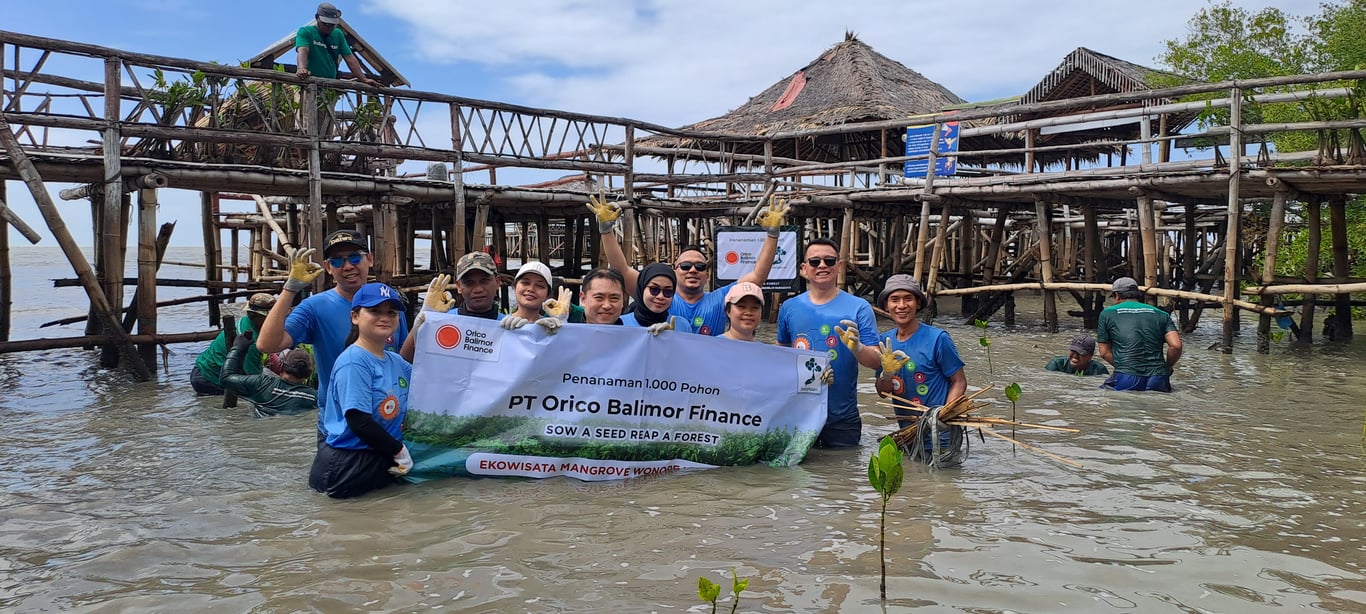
589, 194, 787, 336
257, 229, 409, 427
776, 238, 880, 448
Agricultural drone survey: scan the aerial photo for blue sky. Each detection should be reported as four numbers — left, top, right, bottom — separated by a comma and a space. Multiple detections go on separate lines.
4, 0, 1310, 247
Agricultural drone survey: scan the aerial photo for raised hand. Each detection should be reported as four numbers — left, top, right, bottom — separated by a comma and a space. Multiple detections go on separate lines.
542, 286, 573, 322
500, 315, 530, 330
586, 190, 622, 234
756, 197, 789, 238
284, 247, 323, 293
423, 273, 455, 313
877, 339, 911, 381
834, 319, 863, 353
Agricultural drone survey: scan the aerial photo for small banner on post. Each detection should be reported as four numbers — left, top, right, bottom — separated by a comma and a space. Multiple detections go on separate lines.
904, 121, 960, 177
405, 313, 830, 481
714, 226, 799, 293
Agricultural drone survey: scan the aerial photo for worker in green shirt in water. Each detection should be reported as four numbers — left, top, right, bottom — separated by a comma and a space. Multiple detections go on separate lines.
1096, 277, 1183, 392
1044, 335, 1109, 376
222, 332, 318, 417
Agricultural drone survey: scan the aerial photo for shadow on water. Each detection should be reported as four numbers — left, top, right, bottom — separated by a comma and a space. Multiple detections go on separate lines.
2, 255, 1365, 611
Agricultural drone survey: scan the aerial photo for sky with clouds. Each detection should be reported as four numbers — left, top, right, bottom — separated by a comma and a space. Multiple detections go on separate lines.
3, 0, 1313, 245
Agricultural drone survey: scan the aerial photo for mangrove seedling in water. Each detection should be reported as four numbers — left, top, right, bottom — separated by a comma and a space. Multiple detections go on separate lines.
1005, 382, 1022, 451
975, 319, 993, 375
698, 569, 749, 614
868, 436, 904, 601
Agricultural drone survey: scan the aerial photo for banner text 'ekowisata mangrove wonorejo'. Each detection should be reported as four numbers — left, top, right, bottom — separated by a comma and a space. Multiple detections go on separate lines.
405, 313, 830, 481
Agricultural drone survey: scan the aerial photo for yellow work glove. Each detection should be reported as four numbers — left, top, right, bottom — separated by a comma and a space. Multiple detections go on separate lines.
283, 247, 323, 293
646, 318, 676, 336
876, 339, 911, 382
423, 273, 455, 313
586, 190, 622, 234
542, 286, 572, 322
756, 197, 788, 238
834, 319, 864, 354
820, 365, 834, 386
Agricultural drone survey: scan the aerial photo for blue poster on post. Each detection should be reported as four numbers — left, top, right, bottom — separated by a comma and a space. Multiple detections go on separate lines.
903, 121, 959, 177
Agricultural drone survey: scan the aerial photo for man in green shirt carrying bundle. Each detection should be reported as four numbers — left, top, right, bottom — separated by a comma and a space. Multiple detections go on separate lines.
1096, 277, 1182, 392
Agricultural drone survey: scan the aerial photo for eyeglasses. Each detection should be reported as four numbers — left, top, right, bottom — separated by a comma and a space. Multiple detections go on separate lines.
806, 256, 839, 268
326, 251, 367, 268
645, 285, 676, 298
676, 262, 708, 272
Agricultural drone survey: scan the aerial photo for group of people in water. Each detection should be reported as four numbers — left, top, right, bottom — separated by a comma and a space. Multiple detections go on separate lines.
189, 194, 1185, 499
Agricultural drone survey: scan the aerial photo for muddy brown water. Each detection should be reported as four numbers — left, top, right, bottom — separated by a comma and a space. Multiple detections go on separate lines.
2, 248, 1364, 612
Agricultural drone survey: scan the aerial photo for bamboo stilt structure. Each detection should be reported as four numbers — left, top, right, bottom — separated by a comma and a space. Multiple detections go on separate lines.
0, 182, 8, 342
1222, 87, 1243, 354
0, 114, 151, 380
1328, 198, 1353, 340
134, 186, 160, 368
201, 192, 222, 326
1035, 199, 1057, 332
1299, 199, 1321, 343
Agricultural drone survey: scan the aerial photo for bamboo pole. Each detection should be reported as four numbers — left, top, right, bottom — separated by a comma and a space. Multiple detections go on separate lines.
101, 57, 125, 367
0, 114, 150, 380
201, 192, 222, 326
934, 280, 1287, 315
1328, 198, 1353, 340
301, 82, 324, 289
1035, 199, 1057, 332
1245, 282, 1366, 295
250, 194, 294, 254
1257, 189, 1288, 353
135, 186, 158, 368
0, 196, 42, 243
0, 330, 220, 354
0, 182, 8, 342
925, 202, 952, 297
1222, 87, 1242, 354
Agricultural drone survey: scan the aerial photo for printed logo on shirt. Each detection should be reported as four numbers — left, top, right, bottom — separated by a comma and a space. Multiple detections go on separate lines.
913, 371, 927, 384
378, 394, 400, 420
793, 334, 812, 350
825, 335, 838, 348
699, 325, 711, 335
827, 349, 838, 361
693, 316, 704, 328
889, 375, 905, 394
819, 324, 832, 336
916, 384, 930, 396
398, 377, 408, 389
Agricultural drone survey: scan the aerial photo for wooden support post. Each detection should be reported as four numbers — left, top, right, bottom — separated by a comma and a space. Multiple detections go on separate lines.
0, 182, 8, 342
1298, 198, 1321, 343
1328, 197, 1353, 340
100, 58, 126, 368
301, 83, 325, 291
221, 314, 238, 408
838, 207, 854, 290
1257, 190, 1288, 353
373, 198, 400, 283
0, 114, 150, 380
926, 203, 952, 298
537, 215, 551, 265
450, 103, 467, 258
622, 125, 637, 266
135, 185, 158, 368
1180, 206, 1197, 329
471, 201, 490, 253
1221, 87, 1242, 354
201, 192, 222, 326
1036, 199, 1058, 333
1082, 204, 1102, 329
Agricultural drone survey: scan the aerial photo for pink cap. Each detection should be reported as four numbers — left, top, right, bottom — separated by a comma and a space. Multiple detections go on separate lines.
724, 281, 764, 306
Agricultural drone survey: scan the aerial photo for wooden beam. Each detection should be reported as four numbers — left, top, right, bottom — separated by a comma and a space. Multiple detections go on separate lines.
0, 113, 151, 379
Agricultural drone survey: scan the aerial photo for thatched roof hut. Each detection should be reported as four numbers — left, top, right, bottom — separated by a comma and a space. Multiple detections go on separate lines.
1014, 47, 1198, 166
640, 33, 1012, 165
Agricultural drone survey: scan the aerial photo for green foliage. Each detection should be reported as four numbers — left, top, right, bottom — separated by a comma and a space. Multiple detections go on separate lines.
698, 576, 721, 613
868, 436, 903, 602
1158, 1, 1366, 157
974, 319, 993, 375
696, 569, 748, 614
1004, 382, 1022, 404
147, 68, 210, 113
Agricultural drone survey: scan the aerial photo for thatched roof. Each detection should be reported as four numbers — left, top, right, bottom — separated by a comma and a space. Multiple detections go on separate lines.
246, 18, 409, 87
1019, 47, 1186, 108
641, 33, 1011, 164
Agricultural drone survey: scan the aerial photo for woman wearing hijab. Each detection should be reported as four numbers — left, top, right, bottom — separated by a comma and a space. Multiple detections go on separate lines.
620, 262, 694, 335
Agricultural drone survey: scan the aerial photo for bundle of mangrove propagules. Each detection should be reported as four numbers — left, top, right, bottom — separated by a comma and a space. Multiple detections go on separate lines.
879, 385, 1082, 468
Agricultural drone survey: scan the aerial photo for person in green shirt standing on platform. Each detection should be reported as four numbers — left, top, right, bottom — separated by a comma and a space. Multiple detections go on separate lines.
295, 3, 379, 85
1044, 335, 1109, 377
1096, 277, 1182, 392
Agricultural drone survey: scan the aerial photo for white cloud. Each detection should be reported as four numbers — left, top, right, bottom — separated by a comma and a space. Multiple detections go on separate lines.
368, 0, 1305, 127
367, 0, 1310, 128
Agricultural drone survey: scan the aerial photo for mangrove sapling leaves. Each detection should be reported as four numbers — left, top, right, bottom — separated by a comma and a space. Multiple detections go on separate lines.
699, 576, 721, 610
975, 320, 994, 375
730, 569, 749, 614
869, 436, 903, 601
1005, 382, 1022, 404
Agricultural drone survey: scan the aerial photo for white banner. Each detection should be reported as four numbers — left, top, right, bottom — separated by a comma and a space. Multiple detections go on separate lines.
714, 227, 798, 292
405, 313, 830, 481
